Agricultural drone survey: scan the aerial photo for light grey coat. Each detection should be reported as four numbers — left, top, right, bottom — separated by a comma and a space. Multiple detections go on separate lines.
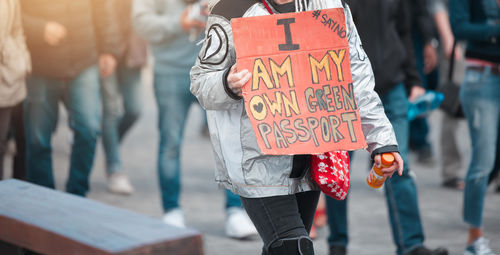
190, 0, 397, 198
0, 0, 30, 108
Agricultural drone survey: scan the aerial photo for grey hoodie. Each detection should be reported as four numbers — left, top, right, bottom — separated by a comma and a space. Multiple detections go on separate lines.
132, 0, 202, 75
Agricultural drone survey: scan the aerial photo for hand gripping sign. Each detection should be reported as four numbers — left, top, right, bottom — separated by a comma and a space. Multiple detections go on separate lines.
232, 8, 366, 155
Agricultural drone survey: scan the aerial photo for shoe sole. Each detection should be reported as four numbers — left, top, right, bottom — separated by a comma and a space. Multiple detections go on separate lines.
226, 232, 258, 240
226, 227, 258, 240
107, 187, 134, 196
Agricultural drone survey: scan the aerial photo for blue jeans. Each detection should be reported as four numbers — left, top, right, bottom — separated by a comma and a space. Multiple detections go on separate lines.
326, 84, 425, 255
460, 67, 500, 227
101, 64, 142, 174
154, 71, 241, 212
409, 118, 431, 151
24, 66, 101, 196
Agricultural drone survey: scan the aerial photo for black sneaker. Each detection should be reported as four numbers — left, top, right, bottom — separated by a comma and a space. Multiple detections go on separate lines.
407, 246, 448, 255
329, 246, 346, 255
416, 147, 436, 165
442, 178, 464, 190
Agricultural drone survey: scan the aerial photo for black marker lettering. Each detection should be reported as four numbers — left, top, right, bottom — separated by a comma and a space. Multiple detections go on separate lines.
277, 18, 300, 51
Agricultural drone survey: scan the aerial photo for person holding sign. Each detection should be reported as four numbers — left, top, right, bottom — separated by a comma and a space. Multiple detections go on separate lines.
191, 0, 403, 254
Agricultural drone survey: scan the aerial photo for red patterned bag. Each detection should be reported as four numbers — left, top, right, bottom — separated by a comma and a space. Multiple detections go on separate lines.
310, 151, 350, 200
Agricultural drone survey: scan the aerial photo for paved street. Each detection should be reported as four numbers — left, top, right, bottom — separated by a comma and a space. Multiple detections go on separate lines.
4, 68, 499, 255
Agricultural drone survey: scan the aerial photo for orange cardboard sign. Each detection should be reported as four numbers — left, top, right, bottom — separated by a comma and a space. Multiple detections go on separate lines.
232, 8, 366, 155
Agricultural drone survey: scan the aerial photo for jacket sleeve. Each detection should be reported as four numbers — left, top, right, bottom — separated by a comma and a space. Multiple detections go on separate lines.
20, 0, 47, 46
190, 15, 242, 110
12, 0, 26, 45
91, 0, 122, 57
344, 4, 398, 155
13, 0, 31, 73
132, 0, 184, 44
397, 0, 421, 91
450, 0, 500, 42
412, 0, 436, 44
428, 0, 448, 15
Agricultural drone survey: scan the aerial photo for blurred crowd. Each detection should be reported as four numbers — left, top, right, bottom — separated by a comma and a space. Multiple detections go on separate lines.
0, 0, 257, 240
0, 0, 498, 254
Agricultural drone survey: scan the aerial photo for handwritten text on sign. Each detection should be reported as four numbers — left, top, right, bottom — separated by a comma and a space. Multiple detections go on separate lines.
232, 9, 366, 155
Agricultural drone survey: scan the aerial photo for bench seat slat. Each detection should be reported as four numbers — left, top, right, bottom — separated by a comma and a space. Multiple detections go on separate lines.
0, 179, 203, 255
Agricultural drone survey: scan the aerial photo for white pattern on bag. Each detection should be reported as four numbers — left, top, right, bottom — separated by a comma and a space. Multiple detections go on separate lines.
311, 150, 350, 200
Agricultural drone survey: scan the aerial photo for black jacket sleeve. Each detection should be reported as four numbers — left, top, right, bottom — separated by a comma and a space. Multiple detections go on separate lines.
411, 0, 436, 44
397, 0, 421, 92
91, 0, 122, 58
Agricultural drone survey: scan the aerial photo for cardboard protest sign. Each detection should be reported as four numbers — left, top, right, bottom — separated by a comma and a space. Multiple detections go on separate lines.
232, 8, 366, 155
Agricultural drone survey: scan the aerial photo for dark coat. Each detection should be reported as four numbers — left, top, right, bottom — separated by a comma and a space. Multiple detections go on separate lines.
409, 0, 437, 45
111, 0, 147, 68
21, 0, 120, 79
346, 0, 421, 96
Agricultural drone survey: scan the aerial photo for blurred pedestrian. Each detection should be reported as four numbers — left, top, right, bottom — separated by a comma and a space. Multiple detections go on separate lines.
21, 0, 119, 196
450, 0, 500, 254
408, 0, 440, 164
488, 152, 500, 193
429, 0, 467, 190
101, 0, 148, 195
325, 1, 449, 255
0, 0, 31, 180
191, 0, 404, 254
132, 0, 257, 239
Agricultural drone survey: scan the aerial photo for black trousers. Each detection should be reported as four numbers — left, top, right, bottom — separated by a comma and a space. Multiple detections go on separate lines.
0, 106, 12, 179
241, 190, 320, 254
0, 102, 26, 180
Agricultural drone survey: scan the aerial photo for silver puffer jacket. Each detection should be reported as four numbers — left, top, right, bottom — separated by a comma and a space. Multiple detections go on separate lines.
190, 0, 397, 198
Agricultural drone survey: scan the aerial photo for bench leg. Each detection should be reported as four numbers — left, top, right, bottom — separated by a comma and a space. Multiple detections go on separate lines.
0, 240, 23, 255
0, 241, 43, 255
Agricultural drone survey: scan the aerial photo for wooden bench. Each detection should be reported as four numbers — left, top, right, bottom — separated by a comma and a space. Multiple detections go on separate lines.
0, 179, 203, 255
